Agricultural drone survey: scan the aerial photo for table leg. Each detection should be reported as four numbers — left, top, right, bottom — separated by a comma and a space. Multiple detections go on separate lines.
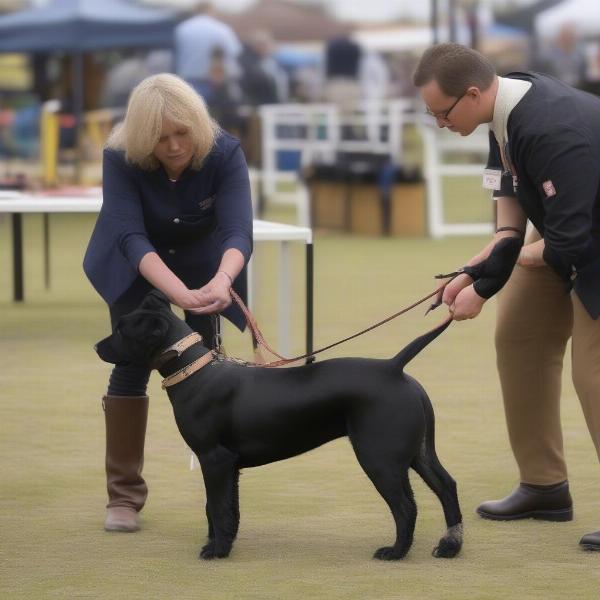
306, 242, 314, 363
12, 213, 23, 301
278, 241, 291, 356
43, 213, 50, 289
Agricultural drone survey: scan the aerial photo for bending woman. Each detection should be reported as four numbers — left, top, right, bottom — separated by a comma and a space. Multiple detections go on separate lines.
84, 73, 253, 532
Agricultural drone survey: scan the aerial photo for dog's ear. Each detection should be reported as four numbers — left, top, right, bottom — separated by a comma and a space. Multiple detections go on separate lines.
141, 314, 170, 346
142, 289, 171, 310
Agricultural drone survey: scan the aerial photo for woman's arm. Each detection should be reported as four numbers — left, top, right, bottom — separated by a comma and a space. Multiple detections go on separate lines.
183, 141, 253, 316
138, 252, 207, 310
185, 248, 245, 315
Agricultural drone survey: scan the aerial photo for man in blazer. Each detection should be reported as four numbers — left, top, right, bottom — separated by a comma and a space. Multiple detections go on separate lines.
413, 43, 600, 551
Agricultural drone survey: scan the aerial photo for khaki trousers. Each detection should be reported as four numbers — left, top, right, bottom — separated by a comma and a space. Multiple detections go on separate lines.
495, 229, 600, 485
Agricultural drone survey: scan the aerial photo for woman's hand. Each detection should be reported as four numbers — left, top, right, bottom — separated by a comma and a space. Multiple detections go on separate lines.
184, 271, 233, 315
441, 272, 474, 307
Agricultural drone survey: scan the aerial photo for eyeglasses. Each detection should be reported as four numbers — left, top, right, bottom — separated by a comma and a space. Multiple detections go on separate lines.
425, 92, 466, 121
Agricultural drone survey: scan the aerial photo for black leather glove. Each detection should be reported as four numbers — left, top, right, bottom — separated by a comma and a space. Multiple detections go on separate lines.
463, 236, 523, 299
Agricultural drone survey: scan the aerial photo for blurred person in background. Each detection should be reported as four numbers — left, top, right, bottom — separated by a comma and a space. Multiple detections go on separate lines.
174, 2, 241, 100
323, 35, 390, 106
536, 23, 586, 88
101, 50, 172, 109
239, 29, 289, 106
323, 36, 363, 107
358, 49, 390, 102
205, 46, 244, 135
414, 43, 600, 552
83, 73, 252, 533
582, 40, 600, 96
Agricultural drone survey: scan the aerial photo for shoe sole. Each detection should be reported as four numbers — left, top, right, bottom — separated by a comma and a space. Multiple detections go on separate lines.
104, 526, 140, 532
580, 543, 600, 552
476, 507, 573, 522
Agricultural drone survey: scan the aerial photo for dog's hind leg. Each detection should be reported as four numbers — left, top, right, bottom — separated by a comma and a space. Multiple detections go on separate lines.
198, 446, 240, 560
411, 397, 463, 558
412, 451, 462, 558
351, 446, 417, 560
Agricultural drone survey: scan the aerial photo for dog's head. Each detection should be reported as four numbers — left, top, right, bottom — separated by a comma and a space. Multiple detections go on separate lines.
95, 290, 189, 366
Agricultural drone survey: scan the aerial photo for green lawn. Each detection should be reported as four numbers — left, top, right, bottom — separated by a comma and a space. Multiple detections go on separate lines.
1, 207, 599, 599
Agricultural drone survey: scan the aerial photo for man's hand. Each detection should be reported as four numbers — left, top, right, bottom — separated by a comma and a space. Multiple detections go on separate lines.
441, 273, 474, 306
449, 285, 486, 320
517, 239, 546, 267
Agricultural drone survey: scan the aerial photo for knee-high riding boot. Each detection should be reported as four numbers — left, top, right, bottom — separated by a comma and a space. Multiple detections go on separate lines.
103, 395, 149, 532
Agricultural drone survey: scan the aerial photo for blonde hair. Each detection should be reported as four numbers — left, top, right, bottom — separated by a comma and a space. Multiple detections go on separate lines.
107, 73, 219, 170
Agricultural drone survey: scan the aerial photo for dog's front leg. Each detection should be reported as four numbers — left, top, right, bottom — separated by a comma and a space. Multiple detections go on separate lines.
198, 446, 240, 560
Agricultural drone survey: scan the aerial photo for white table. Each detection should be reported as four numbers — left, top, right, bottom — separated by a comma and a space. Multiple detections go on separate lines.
0, 191, 314, 359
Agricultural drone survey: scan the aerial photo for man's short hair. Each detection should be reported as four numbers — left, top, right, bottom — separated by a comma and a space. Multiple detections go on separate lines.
413, 43, 496, 97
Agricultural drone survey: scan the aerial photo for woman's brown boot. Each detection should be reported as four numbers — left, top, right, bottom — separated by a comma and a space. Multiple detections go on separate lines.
103, 395, 149, 532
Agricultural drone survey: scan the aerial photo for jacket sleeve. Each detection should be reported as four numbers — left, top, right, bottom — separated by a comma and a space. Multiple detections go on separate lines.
213, 142, 253, 263
101, 149, 156, 269
526, 130, 598, 281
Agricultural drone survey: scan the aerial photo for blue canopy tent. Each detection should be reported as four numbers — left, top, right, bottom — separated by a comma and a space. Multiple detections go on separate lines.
0, 0, 178, 149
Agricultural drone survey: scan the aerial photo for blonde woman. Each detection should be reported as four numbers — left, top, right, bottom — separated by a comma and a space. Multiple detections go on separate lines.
84, 73, 252, 533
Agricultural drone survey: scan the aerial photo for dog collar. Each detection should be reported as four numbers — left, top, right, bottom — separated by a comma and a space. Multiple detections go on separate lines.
153, 332, 203, 369
162, 332, 203, 357
161, 350, 216, 389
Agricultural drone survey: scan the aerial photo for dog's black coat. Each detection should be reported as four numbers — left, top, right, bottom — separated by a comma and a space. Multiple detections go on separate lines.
96, 291, 463, 561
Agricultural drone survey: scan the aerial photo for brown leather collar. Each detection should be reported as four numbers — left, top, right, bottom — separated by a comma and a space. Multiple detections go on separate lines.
153, 332, 203, 369
161, 350, 216, 389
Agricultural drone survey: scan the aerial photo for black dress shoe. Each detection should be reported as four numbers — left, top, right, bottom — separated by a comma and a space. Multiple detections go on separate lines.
579, 530, 600, 551
476, 481, 573, 522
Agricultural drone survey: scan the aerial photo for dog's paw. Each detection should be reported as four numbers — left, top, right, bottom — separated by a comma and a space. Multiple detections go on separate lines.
199, 540, 231, 560
373, 546, 405, 561
432, 538, 461, 558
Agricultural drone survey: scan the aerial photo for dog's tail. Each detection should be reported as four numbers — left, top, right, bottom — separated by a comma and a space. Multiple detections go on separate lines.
391, 317, 452, 370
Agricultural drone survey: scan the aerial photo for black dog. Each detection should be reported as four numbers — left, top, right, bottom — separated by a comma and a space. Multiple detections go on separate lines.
96, 290, 463, 561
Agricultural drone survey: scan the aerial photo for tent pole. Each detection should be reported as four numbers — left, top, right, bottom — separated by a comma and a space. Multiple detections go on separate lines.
431, 0, 439, 44
73, 50, 84, 183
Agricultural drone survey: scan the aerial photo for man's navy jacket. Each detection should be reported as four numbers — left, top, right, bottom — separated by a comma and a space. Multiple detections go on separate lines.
488, 72, 600, 319
83, 131, 253, 329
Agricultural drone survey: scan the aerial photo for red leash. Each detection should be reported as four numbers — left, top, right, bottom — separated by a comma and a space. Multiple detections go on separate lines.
229, 277, 455, 368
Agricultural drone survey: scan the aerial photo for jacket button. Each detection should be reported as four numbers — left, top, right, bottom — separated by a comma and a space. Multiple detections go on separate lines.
168, 248, 176, 255
173, 218, 180, 224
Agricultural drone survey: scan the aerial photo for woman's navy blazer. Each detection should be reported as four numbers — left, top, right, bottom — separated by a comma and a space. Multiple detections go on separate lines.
83, 131, 253, 330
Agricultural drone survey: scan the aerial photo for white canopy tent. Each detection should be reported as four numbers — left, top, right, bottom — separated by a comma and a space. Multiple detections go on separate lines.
534, 0, 600, 39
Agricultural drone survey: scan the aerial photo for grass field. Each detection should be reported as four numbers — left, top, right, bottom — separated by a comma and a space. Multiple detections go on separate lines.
1, 206, 599, 600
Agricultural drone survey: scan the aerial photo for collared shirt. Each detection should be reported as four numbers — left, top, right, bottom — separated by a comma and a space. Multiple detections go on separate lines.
490, 76, 531, 171
485, 77, 531, 199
